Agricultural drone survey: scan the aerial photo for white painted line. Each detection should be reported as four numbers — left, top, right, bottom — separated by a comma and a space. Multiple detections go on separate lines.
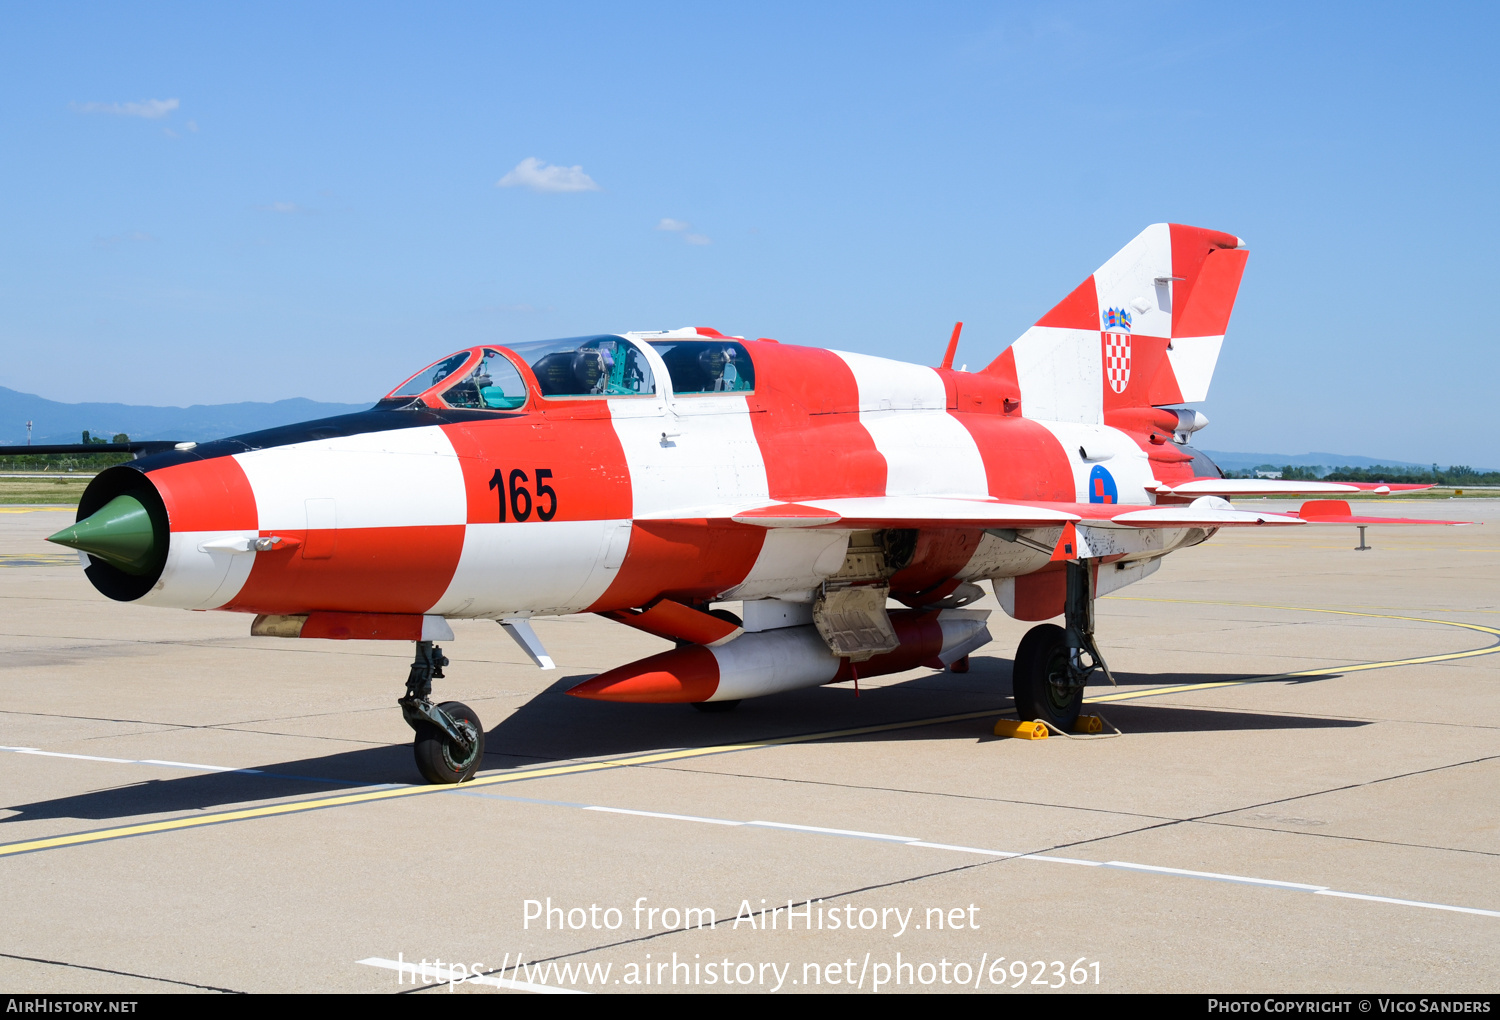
583, 806, 743, 826
358, 956, 586, 994
559, 804, 1492, 920
1103, 860, 1328, 891
906, 841, 1021, 857
746, 820, 921, 843
9, 749, 136, 765
141, 759, 263, 774
1314, 889, 1500, 918
1018, 854, 1107, 867
0, 745, 261, 773
9, 743, 1497, 923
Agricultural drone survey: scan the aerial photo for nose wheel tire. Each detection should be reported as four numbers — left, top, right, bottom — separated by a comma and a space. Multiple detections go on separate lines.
412, 700, 485, 784
1011, 624, 1083, 732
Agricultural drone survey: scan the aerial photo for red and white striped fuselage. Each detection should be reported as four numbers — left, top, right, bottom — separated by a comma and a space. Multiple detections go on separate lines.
123, 339, 1208, 626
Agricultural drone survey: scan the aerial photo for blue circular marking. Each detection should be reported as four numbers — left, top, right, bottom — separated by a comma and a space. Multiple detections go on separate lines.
1088, 464, 1118, 505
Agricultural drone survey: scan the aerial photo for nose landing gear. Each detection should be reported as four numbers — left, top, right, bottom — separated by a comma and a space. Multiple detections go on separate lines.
1011, 560, 1116, 732
399, 640, 485, 784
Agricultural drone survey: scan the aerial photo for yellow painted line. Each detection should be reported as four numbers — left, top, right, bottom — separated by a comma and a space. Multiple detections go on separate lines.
0, 507, 72, 514
1088, 598, 1500, 705
3, 599, 1495, 859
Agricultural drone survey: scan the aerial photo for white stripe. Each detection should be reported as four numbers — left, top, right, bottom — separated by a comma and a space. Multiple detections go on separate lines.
1092, 222, 1172, 339
584, 806, 743, 826
1313, 889, 1500, 918
139, 529, 258, 611
718, 529, 849, 600
746, 820, 920, 843
1010, 326, 1104, 425
832, 351, 990, 498
1026, 420, 1155, 504
905, 841, 1021, 857
428, 519, 628, 617
11, 749, 135, 764
15, 741, 1496, 922
0, 745, 262, 773
235, 425, 466, 530
1166, 334, 1224, 402
609, 395, 770, 519
357, 957, 586, 994
1104, 860, 1327, 891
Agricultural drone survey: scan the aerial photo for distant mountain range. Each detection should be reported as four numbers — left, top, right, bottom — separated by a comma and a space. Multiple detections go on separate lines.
0, 386, 368, 445
0, 386, 1482, 471
1198, 450, 1437, 474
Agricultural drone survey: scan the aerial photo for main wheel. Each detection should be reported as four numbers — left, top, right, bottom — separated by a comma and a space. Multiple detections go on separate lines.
1011, 624, 1083, 732
412, 701, 485, 784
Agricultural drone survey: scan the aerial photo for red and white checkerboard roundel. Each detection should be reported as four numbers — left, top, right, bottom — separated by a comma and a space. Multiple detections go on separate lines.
1103, 331, 1131, 394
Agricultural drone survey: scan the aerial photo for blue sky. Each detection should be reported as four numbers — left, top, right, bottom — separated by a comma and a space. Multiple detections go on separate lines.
1, 2, 1495, 465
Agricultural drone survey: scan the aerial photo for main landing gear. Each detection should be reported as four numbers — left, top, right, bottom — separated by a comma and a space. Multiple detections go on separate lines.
399, 640, 485, 784
1011, 560, 1117, 732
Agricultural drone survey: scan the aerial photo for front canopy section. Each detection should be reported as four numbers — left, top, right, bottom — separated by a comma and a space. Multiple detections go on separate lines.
374, 336, 659, 412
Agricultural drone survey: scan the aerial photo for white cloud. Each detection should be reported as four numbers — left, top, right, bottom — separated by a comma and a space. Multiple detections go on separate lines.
656, 218, 710, 245
496, 157, 600, 193
72, 98, 180, 119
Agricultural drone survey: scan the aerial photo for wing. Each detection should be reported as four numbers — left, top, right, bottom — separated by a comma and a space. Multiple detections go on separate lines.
1158, 477, 1432, 497
694, 495, 1307, 530
1293, 499, 1473, 526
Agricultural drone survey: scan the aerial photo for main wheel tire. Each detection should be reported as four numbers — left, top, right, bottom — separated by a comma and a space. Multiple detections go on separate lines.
691, 699, 740, 713
1011, 624, 1083, 732
412, 700, 485, 784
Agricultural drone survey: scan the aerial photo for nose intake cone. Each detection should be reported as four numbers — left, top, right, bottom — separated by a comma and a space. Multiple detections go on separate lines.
47, 494, 161, 575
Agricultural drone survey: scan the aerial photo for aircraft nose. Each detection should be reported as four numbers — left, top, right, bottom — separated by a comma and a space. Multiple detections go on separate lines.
47, 494, 162, 575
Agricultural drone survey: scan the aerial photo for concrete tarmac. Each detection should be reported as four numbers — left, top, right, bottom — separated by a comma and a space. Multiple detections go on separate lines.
0, 501, 1496, 994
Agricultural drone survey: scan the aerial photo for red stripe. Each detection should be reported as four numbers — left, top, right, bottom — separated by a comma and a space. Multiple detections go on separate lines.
948, 413, 1074, 502
149, 457, 258, 532
1169, 224, 1243, 337
567, 644, 721, 703
225, 525, 465, 615
589, 521, 765, 612
1035, 275, 1099, 330
441, 413, 630, 524
745, 342, 885, 501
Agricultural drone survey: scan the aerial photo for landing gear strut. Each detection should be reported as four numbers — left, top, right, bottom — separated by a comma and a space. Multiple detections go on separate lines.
1012, 560, 1116, 731
399, 640, 484, 784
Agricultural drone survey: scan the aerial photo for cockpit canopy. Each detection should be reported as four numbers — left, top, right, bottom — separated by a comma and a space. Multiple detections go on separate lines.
377, 334, 756, 411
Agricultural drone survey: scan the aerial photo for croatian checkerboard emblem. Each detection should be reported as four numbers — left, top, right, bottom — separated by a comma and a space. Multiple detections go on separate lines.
1102, 307, 1132, 394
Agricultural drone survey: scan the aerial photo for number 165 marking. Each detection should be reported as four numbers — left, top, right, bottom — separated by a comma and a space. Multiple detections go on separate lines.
489, 468, 557, 522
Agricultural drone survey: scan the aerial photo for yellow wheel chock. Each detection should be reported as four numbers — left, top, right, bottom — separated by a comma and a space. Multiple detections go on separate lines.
993, 719, 1049, 740
993, 715, 1107, 739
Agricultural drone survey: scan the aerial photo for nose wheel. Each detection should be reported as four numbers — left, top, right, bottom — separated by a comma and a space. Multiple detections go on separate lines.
399, 640, 485, 784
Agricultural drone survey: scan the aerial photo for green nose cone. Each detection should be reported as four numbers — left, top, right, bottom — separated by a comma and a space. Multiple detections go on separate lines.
47, 495, 161, 575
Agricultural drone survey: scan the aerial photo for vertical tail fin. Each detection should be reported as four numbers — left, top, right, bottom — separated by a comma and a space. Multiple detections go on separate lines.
985, 224, 1248, 424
